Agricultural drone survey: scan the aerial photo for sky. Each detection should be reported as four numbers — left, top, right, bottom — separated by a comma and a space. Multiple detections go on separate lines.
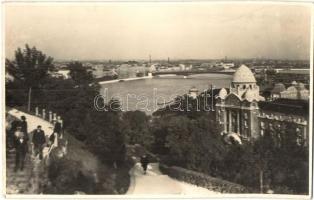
4, 2, 312, 61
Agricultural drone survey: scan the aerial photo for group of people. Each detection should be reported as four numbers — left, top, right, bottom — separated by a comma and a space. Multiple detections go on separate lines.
8, 115, 63, 172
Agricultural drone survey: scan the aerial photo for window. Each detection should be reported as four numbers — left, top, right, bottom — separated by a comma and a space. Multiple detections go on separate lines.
269, 123, 273, 131
260, 121, 265, 129
244, 120, 248, 128
261, 129, 264, 136
244, 113, 248, 119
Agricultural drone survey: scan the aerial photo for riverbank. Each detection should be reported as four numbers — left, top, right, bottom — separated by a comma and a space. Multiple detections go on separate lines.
99, 76, 153, 85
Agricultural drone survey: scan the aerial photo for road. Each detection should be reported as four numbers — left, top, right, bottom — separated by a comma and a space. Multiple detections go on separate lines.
127, 162, 220, 195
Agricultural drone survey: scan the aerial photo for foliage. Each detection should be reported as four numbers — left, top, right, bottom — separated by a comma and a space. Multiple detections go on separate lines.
6, 44, 54, 87
122, 111, 153, 149
45, 157, 96, 194
68, 62, 94, 86
6, 44, 54, 108
152, 112, 226, 174
153, 105, 308, 194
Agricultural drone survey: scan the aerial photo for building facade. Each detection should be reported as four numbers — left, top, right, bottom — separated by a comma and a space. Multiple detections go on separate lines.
216, 65, 309, 146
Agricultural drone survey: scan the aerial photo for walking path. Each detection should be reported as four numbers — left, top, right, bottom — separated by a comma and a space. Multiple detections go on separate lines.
8, 108, 54, 137
6, 108, 54, 194
127, 163, 219, 195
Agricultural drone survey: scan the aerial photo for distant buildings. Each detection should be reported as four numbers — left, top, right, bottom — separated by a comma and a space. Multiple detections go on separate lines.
269, 81, 309, 101
215, 65, 309, 146
279, 82, 309, 101
216, 62, 235, 69
49, 69, 70, 79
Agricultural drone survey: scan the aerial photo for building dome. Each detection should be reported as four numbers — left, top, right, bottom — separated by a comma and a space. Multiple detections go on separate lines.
218, 88, 228, 99
232, 65, 256, 83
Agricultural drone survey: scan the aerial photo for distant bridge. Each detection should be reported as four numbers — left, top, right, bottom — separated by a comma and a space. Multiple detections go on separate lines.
152, 70, 235, 76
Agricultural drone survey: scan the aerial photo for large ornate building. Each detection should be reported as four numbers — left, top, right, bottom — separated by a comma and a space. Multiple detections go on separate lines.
215, 65, 309, 146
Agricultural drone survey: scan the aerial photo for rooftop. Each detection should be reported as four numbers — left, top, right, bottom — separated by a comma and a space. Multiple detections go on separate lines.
232, 65, 256, 83
258, 98, 309, 117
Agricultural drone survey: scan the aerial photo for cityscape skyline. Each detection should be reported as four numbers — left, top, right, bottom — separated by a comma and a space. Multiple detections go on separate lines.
5, 2, 311, 61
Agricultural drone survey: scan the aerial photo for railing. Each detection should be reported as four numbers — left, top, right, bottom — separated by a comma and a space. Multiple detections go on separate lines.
34, 106, 63, 127
32, 106, 68, 162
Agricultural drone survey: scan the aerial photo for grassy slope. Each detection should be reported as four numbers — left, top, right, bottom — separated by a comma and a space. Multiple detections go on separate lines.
62, 132, 131, 194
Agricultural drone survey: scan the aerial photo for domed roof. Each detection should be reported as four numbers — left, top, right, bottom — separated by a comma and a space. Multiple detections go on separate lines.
218, 88, 228, 99
232, 65, 256, 83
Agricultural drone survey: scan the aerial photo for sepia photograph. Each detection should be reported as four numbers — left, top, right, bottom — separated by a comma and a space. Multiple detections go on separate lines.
3, 1, 313, 198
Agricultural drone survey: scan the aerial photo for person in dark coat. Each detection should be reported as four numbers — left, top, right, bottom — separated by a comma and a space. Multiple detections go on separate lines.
14, 126, 28, 171
8, 119, 20, 150
53, 120, 62, 138
32, 125, 46, 160
140, 155, 149, 175
20, 116, 28, 135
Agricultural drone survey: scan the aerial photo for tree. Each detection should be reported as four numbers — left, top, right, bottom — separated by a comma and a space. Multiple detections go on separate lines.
122, 111, 153, 149
6, 44, 54, 111
68, 62, 94, 86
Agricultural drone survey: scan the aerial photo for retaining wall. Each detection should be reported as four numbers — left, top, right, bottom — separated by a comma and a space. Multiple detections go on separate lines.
159, 164, 252, 193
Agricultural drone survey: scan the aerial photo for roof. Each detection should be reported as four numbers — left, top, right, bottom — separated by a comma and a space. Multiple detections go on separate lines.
258, 98, 309, 117
232, 65, 256, 83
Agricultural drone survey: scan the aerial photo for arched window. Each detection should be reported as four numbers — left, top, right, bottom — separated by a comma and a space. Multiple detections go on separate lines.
244, 113, 248, 119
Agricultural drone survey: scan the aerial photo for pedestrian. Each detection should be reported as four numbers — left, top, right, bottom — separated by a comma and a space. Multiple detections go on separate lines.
49, 131, 58, 148
20, 116, 28, 135
140, 154, 149, 175
53, 119, 62, 139
14, 126, 28, 171
8, 119, 20, 150
32, 125, 46, 160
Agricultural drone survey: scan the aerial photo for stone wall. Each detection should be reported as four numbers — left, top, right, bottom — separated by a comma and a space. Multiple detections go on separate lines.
159, 164, 252, 193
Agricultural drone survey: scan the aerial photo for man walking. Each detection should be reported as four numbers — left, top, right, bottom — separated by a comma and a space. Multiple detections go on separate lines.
140, 155, 149, 175
32, 125, 46, 160
20, 116, 28, 135
14, 126, 28, 171
53, 119, 62, 138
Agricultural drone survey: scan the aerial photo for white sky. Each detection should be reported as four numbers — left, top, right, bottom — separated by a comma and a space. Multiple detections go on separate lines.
4, 2, 312, 61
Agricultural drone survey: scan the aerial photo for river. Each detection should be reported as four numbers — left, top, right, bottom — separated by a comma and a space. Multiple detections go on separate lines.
99, 74, 232, 114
